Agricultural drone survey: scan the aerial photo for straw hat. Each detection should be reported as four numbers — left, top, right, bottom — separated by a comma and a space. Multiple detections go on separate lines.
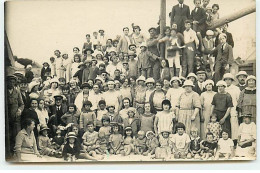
187, 73, 198, 80
170, 77, 182, 85
203, 80, 214, 88
182, 80, 195, 87
223, 73, 234, 81
235, 71, 248, 79
145, 78, 155, 84
67, 132, 77, 139
39, 124, 50, 132
216, 80, 227, 87
136, 76, 146, 83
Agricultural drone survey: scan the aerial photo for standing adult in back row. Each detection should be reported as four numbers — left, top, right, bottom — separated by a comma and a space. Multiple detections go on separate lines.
170, 0, 191, 33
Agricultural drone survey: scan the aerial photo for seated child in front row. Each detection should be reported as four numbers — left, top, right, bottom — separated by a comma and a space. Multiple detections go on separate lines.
134, 130, 147, 155
82, 122, 100, 157
144, 131, 159, 156
187, 127, 201, 159
38, 125, 58, 157
236, 114, 256, 157
109, 124, 124, 155
154, 131, 172, 160
62, 132, 81, 161
171, 123, 191, 159
215, 129, 234, 160
200, 132, 218, 160
122, 126, 135, 156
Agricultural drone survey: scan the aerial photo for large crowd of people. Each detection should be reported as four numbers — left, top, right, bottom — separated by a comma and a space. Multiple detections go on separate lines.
6, 0, 256, 162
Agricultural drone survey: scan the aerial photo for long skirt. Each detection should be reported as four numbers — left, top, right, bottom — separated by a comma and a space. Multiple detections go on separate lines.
178, 110, 200, 135
230, 107, 239, 140
213, 110, 231, 135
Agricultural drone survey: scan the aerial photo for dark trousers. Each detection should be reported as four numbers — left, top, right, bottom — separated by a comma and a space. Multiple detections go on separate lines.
182, 43, 196, 77
152, 59, 161, 81
214, 61, 230, 83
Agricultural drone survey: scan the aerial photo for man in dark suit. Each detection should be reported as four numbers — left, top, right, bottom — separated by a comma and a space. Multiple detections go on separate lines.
214, 33, 234, 83
191, 0, 207, 37
19, 78, 30, 109
48, 95, 68, 137
193, 70, 207, 95
170, 0, 191, 33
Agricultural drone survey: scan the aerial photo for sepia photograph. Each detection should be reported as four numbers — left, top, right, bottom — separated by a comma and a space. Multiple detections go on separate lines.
4, 0, 256, 163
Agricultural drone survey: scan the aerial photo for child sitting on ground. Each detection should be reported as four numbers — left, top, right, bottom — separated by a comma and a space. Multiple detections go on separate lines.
187, 127, 201, 159
96, 131, 109, 155
155, 131, 172, 160
134, 130, 147, 155
206, 113, 222, 141
109, 123, 124, 155
122, 126, 135, 156
200, 132, 218, 160
82, 122, 100, 157
52, 126, 65, 154
38, 124, 58, 157
62, 132, 81, 162
170, 123, 191, 159
215, 129, 234, 160
144, 131, 159, 156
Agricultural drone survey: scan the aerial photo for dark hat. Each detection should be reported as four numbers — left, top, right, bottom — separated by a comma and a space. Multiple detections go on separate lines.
99, 29, 104, 33
20, 77, 28, 84
84, 48, 94, 54
62, 84, 70, 90
133, 25, 141, 30
81, 82, 91, 89
7, 75, 17, 81
128, 44, 137, 50
196, 70, 206, 75
100, 70, 108, 75
148, 27, 157, 32
54, 95, 63, 100
185, 19, 192, 24
43, 62, 49, 66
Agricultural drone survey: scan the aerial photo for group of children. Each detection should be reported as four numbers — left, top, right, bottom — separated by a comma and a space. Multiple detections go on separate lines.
35, 97, 255, 161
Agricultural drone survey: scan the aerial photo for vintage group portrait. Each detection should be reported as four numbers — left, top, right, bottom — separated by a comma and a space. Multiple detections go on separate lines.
4, 0, 256, 162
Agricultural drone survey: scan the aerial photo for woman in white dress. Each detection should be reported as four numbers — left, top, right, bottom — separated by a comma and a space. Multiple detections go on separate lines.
200, 80, 216, 139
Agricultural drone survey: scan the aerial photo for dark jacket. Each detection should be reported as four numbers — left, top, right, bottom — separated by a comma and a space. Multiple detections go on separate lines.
62, 141, 81, 160
215, 43, 234, 65
41, 67, 51, 81
49, 104, 68, 126
25, 71, 34, 83
170, 4, 191, 33
193, 81, 206, 95
191, 7, 207, 36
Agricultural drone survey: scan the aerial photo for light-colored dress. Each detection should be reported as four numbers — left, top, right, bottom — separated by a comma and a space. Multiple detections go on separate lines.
166, 87, 185, 113
236, 122, 256, 157
103, 90, 121, 113
71, 62, 80, 77
225, 84, 240, 140
155, 111, 175, 134
200, 91, 216, 139
177, 91, 201, 135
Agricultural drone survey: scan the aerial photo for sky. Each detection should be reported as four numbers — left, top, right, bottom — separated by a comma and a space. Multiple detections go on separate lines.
5, 0, 256, 64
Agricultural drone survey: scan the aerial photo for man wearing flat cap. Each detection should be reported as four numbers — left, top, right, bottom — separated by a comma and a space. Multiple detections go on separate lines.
6, 75, 24, 156
193, 70, 207, 95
